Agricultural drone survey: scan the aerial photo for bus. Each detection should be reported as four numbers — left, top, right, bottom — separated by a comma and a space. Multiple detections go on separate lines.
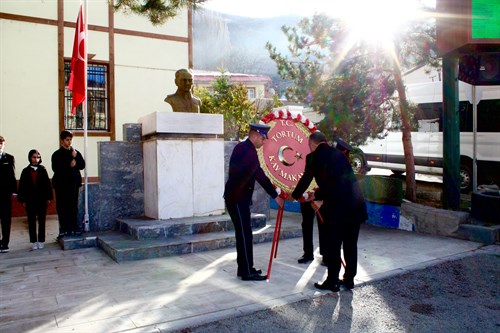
351, 81, 500, 192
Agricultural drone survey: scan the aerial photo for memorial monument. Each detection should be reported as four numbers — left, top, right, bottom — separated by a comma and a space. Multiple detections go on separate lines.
164, 68, 201, 113
139, 69, 223, 219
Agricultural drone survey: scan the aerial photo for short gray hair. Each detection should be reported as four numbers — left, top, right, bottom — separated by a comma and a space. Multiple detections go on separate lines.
309, 131, 327, 144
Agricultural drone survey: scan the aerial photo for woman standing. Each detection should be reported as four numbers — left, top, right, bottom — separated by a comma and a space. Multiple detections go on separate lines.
18, 150, 53, 250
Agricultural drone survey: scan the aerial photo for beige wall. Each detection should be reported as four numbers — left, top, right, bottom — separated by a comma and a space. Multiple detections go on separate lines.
0, 0, 57, 20
0, 1, 190, 178
0, 19, 60, 177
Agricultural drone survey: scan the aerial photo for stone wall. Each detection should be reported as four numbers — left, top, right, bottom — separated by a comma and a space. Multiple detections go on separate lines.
400, 200, 470, 236
81, 124, 144, 231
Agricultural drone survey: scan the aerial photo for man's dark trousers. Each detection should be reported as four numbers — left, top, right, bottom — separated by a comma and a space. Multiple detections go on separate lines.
300, 202, 315, 257
226, 201, 255, 277
325, 221, 361, 282
55, 184, 80, 234
0, 194, 12, 248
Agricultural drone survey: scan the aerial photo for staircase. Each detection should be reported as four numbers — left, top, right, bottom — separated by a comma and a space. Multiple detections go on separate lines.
73, 212, 303, 263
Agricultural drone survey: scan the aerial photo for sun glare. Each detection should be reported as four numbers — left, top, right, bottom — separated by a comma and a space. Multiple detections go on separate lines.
326, 0, 425, 46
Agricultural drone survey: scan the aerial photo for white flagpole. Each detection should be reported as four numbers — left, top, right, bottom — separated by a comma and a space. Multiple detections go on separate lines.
83, 0, 90, 232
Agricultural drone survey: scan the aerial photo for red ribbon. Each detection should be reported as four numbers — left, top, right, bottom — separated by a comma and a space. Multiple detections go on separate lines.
266, 204, 284, 280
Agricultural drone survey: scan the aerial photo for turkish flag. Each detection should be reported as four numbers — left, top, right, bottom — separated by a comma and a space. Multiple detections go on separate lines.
68, 6, 86, 115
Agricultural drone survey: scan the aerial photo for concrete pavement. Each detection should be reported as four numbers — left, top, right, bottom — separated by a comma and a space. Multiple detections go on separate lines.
0, 211, 489, 333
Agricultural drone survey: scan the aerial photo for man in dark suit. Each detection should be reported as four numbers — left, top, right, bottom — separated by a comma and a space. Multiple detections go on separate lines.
51, 130, 86, 238
224, 123, 284, 281
297, 200, 316, 263
292, 132, 367, 291
0, 135, 17, 253
296, 153, 325, 265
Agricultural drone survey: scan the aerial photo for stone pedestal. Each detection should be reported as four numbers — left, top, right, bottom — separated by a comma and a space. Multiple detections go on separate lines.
139, 112, 225, 219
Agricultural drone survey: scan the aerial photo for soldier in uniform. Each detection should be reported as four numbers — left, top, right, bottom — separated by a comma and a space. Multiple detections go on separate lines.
224, 123, 284, 281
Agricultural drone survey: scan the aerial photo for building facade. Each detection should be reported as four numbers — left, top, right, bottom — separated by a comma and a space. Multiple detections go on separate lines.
192, 69, 272, 100
1, 1, 192, 179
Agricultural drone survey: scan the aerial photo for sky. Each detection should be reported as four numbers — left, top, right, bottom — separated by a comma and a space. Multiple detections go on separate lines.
202, 0, 436, 18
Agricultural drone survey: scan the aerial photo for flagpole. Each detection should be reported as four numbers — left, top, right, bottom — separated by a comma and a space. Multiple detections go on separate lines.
83, 0, 89, 232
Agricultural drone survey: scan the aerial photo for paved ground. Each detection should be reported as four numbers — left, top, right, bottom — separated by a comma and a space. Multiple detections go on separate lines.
172, 249, 500, 333
0, 211, 494, 333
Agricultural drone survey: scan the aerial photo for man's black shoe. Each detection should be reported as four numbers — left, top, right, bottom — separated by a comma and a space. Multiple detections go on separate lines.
314, 280, 340, 292
237, 268, 262, 277
298, 255, 314, 264
241, 273, 267, 281
340, 279, 355, 290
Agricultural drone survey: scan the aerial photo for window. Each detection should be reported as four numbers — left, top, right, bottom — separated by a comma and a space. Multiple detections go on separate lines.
247, 87, 255, 99
64, 61, 109, 131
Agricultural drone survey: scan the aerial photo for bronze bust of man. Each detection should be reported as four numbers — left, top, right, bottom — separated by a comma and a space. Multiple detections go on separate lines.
164, 69, 201, 113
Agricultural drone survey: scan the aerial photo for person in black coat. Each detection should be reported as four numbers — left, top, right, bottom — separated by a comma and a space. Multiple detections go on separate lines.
297, 153, 325, 264
292, 132, 367, 291
297, 201, 316, 263
0, 135, 17, 253
51, 130, 85, 238
224, 123, 284, 281
18, 150, 53, 250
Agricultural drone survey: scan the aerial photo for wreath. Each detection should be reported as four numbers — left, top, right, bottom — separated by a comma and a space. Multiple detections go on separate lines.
259, 108, 318, 202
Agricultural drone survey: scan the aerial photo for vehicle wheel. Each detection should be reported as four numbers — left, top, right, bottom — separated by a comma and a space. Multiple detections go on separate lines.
460, 163, 472, 193
350, 153, 367, 175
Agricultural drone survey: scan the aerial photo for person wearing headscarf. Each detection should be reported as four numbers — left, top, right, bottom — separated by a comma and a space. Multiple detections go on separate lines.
18, 149, 53, 250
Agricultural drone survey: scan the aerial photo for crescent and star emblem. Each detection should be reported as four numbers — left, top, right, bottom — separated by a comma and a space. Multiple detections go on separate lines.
77, 31, 86, 62
278, 146, 303, 166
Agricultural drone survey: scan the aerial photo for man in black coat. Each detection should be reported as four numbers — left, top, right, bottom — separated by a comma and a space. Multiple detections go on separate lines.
292, 132, 367, 291
224, 123, 284, 281
51, 130, 86, 238
0, 135, 17, 253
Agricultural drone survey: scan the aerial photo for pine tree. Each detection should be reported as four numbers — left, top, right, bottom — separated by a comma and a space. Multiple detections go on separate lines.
113, 0, 207, 25
266, 13, 438, 201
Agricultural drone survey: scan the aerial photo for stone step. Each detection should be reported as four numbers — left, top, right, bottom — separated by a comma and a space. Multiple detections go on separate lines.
97, 217, 302, 262
453, 222, 500, 245
116, 213, 267, 240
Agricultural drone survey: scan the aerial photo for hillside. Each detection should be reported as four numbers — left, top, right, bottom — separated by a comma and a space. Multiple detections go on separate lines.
193, 9, 302, 75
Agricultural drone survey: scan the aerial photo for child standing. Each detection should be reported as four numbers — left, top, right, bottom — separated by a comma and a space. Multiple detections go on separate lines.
51, 130, 85, 238
18, 150, 53, 250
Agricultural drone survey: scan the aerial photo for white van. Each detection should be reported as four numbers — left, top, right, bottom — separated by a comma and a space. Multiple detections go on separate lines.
351, 81, 500, 192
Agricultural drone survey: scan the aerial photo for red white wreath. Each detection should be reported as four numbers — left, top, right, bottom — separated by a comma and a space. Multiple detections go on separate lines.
260, 108, 319, 202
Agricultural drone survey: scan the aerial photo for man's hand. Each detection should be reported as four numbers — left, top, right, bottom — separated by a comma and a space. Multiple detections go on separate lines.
274, 196, 285, 208
311, 200, 323, 212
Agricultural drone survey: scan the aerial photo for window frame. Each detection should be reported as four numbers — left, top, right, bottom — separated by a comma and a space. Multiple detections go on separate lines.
60, 58, 114, 138
247, 87, 256, 100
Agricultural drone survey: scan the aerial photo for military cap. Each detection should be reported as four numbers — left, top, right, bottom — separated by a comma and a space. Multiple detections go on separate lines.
250, 123, 271, 139
335, 139, 353, 152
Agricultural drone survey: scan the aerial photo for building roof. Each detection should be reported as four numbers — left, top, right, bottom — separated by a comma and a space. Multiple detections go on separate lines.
192, 69, 272, 84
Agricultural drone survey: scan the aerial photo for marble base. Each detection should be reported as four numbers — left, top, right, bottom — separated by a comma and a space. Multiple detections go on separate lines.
139, 112, 223, 136
141, 112, 225, 220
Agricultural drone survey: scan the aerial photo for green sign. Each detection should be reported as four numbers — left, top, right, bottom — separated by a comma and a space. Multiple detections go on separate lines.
472, 0, 500, 39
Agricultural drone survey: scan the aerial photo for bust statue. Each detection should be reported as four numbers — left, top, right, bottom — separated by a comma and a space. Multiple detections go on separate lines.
164, 69, 201, 113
